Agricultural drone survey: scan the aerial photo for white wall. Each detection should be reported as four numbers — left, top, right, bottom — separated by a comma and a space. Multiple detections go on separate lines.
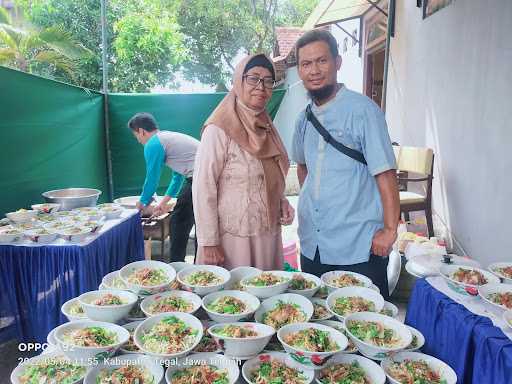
385, 0, 512, 264
331, 19, 363, 92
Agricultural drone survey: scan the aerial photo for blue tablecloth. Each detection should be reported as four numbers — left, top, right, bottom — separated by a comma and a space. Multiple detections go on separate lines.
405, 278, 512, 384
0, 212, 144, 343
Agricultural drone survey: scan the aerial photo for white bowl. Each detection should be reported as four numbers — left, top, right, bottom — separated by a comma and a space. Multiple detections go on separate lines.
46, 328, 59, 349
488, 262, 512, 284
242, 352, 315, 384
165, 353, 240, 384
241, 271, 291, 299
503, 310, 512, 330
54, 320, 129, 363
208, 322, 275, 359
344, 312, 412, 360
10, 351, 87, 384
440, 264, 500, 296
178, 265, 230, 296
84, 353, 164, 384
120, 260, 176, 295
120, 320, 143, 354
478, 283, 512, 312
326, 287, 384, 322
133, 312, 203, 360
321, 271, 373, 292
57, 226, 93, 242
101, 207, 123, 220
31, 203, 61, 213
311, 298, 333, 321
380, 301, 400, 319
0, 226, 22, 242
101, 270, 129, 290
6, 210, 38, 223
277, 322, 348, 370
23, 228, 58, 244
287, 272, 322, 298
254, 293, 314, 330
140, 290, 202, 316
317, 320, 358, 354
315, 353, 386, 384
203, 290, 260, 323
78, 289, 138, 323
403, 325, 425, 351
61, 298, 88, 321
381, 351, 457, 384
225, 266, 261, 290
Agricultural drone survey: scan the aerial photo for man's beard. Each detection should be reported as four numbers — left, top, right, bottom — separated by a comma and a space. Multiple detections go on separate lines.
308, 83, 337, 103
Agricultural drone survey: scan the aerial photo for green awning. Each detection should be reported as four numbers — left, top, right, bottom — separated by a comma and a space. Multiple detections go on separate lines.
303, 0, 383, 29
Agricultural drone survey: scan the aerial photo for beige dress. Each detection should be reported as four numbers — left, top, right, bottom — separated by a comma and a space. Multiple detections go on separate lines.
192, 124, 283, 270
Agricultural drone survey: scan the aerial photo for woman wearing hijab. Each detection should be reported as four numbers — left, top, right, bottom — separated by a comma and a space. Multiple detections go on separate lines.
192, 53, 294, 270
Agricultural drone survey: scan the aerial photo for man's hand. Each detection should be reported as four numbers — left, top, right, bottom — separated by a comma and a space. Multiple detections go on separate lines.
135, 201, 145, 211
371, 228, 397, 257
152, 202, 171, 217
201, 246, 225, 266
280, 198, 295, 226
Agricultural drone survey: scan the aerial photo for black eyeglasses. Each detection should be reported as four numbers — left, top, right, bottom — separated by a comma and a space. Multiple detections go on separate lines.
243, 74, 276, 89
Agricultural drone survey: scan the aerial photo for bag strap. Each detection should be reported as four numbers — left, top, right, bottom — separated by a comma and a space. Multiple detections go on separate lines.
305, 104, 367, 165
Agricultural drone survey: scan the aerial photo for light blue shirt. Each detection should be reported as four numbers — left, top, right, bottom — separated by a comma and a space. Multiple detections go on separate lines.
291, 86, 396, 265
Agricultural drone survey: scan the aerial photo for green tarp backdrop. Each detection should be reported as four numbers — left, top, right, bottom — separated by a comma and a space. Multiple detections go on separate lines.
0, 67, 286, 214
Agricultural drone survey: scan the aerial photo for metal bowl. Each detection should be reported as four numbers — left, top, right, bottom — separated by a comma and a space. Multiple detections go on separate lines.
42, 188, 102, 210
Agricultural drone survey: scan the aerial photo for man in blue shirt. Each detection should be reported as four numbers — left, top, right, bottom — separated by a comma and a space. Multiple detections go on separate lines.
291, 30, 399, 298
128, 113, 199, 262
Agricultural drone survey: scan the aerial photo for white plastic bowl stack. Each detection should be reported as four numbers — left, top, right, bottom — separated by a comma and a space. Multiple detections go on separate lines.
84, 353, 164, 384
241, 271, 291, 299
133, 312, 203, 361
440, 264, 500, 296
165, 353, 240, 384
277, 322, 348, 370
177, 265, 231, 296
78, 289, 138, 323
320, 271, 373, 293
202, 290, 260, 323
488, 262, 512, 284
208, 322, 275, 359
381, 351, 457, 384
326, 286, 384, 322
344, 312, 412, 361
287, 272, 322, 298
119, 260, 176, 296
478, 283, 512, 312
140, 290, 203, 317
54, 320, 129, 362
315, 353, 386, 384
242, 352, 315, 384
254, 293, 314, 329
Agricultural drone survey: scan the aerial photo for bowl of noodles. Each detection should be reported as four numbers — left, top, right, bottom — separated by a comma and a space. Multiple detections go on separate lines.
287, 272, 322, 298
478, 283, 512, 312
344, 312, 412, 361
326, 287, 384, 322
54, 320, 129, 362
140, 290, 202, 317
61, 298, 88, 322
315, 353, 386, 384
242, 352, 315, 384
380, 301, 399, 319
78, 289, 138, 323
84, 353, 164, 384
439, 265, 499, 296
101, 270, 129, 290
277, 322, 348, 369
165, 352, 240, 384
254, 293, 314, 330
177, 265, 231, 296
381, 351, 457, 384
403, 325, 425, 352
488, 262, 512, 285
241, 271, 291, 299
202, 290, 260, 323
119, 260, 176, 296
321, 271, 373, 293
225, 266, 262, 290
310, 298, 333, 321
133, 312, 203, 360
317, 320, 358, 354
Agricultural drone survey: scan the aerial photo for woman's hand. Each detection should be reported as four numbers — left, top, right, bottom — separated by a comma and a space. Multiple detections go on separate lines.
201, 246, 225, 266
279, 198, 295, 226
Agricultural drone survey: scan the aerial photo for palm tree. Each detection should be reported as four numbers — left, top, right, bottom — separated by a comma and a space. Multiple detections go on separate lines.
0, 7, 91, 80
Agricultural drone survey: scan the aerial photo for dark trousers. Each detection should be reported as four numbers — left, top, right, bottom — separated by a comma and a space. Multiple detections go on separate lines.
169, 178, 196, 262
301, 248, 390, 300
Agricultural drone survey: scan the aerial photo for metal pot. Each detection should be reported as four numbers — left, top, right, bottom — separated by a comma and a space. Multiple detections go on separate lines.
42, 188, 102, 211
